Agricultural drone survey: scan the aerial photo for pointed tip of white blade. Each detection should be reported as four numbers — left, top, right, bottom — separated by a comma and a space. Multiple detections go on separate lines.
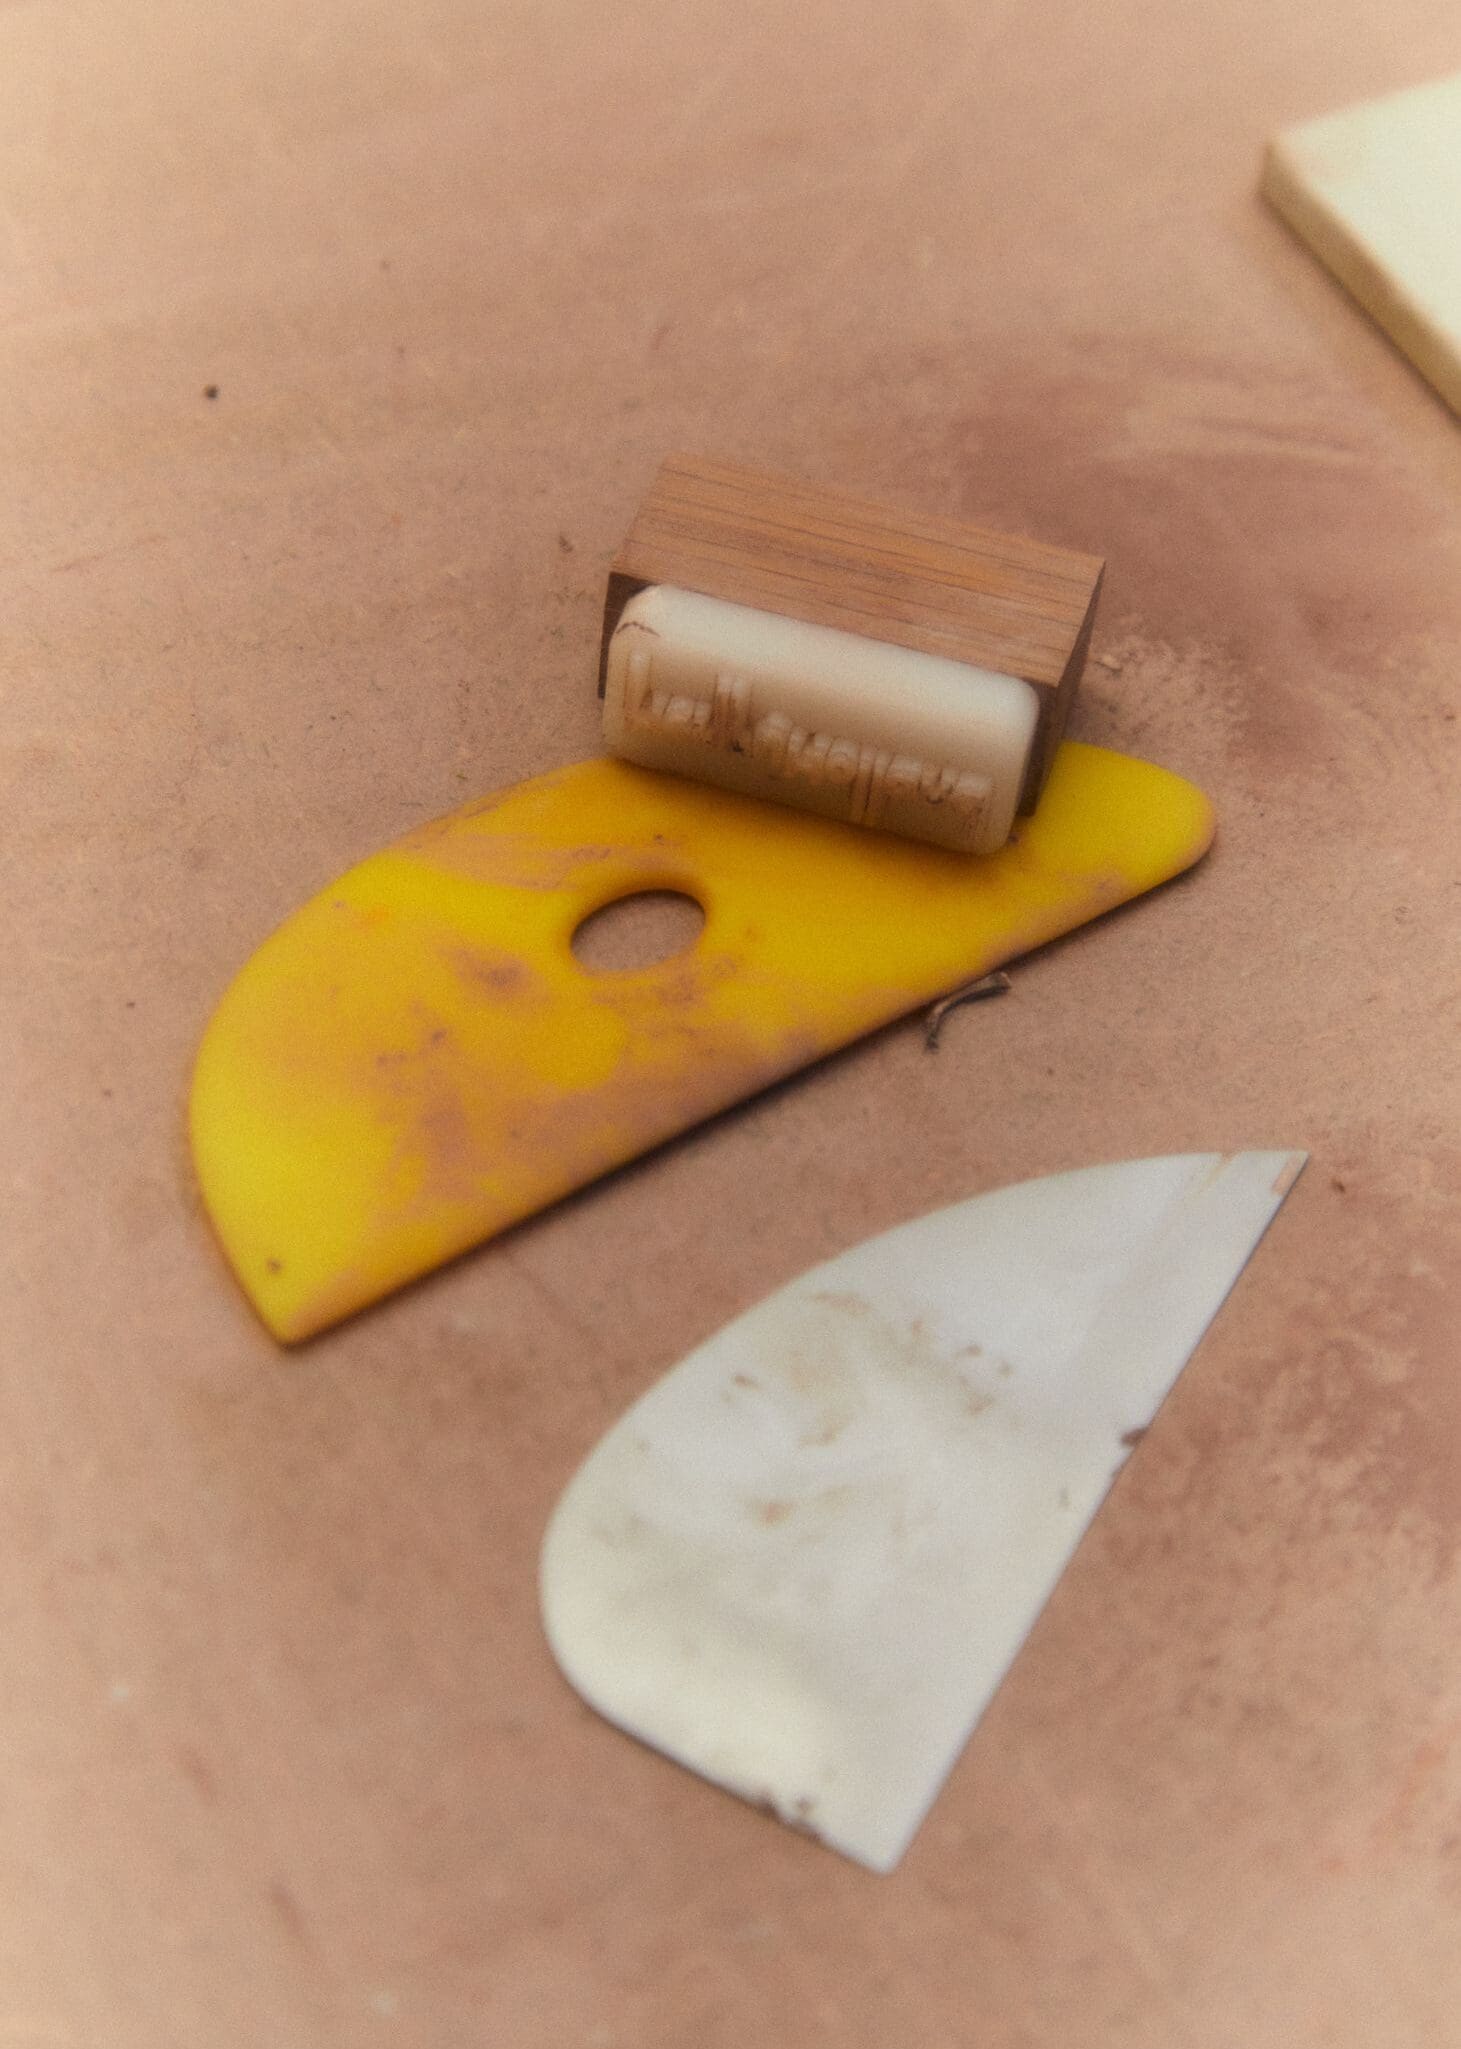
540, 1150, 1307, 1871
1266, 1150, 1309, 1199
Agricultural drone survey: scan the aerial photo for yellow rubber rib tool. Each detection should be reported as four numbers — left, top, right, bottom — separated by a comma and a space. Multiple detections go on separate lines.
190, 744, 1213, 1342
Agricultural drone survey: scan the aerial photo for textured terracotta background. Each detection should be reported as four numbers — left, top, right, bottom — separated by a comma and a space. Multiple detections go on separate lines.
4, 2, 1460, 2043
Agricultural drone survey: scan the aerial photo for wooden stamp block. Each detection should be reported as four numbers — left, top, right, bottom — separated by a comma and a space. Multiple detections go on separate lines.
598, 453, 1104, 822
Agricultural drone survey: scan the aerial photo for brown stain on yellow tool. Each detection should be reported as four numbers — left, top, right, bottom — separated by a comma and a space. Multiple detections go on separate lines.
190, 745, 1214, 1341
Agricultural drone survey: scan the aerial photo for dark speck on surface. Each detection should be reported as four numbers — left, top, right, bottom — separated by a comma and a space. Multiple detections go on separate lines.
203, 384, 219, 400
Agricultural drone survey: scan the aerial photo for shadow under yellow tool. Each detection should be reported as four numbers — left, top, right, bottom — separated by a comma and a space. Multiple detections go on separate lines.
190, 744, 1214, 1342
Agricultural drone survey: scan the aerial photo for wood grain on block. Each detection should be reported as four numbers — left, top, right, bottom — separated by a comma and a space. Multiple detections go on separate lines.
599, 454, 1104, 813
1263, 72, 1461, 417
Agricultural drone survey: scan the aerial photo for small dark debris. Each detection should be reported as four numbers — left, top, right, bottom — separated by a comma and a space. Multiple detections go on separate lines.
557, 532, 575, 555
265, 1258, 283, 1275
923, 971, 1011, 1050
1331, 1176, 1348, 1194
1120, 1426, 1147, 1449
203, 384, 219, 400
751, 1790, 822, 1840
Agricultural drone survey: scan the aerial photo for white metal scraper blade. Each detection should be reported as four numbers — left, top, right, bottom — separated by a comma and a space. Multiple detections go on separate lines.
540, 1152, 1305, 1873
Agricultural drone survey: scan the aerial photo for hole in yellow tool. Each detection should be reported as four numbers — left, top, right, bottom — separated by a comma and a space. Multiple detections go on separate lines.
570, 889, 707, 975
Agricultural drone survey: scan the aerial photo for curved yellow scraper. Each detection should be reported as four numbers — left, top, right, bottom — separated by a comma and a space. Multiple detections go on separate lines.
190, 744, 1213, 1340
